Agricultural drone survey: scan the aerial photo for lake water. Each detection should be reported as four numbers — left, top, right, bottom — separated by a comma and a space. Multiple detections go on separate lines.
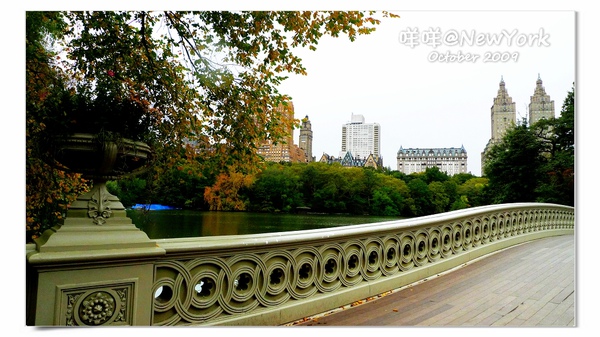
127, 209, 402, 239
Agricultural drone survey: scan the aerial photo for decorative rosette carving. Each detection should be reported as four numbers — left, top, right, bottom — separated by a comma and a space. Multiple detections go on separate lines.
79, 291, 116, 325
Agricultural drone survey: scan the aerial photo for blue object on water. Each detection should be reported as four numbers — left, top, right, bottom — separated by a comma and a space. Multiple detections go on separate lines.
131, 204, 177, 211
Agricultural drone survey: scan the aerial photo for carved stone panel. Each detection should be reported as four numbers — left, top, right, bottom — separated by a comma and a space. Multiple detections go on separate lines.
57, 280, 135, 326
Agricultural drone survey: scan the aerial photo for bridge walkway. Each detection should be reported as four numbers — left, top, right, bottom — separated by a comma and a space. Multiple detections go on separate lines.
290, 234, 575, 327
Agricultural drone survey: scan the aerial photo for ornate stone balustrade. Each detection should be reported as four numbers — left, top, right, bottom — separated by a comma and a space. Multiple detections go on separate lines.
149, 203, 574, 326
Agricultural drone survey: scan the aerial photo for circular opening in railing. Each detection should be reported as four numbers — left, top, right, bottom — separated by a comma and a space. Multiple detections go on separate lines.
431, 237, 438, 249
455, 232, 461, 242
269, 268, 284, 286
387, 247, 396, 260
194, 278, 214, 297
418, 241, 425, 253
154, 285, 173, 303
443, 234, 450, 245
368, 251, 378, 266
483, 224, 488, 233
234, 273, 252, 292
465, 228, 471, 239
325, 258, 337, 276
299, 263, 312, 280
475, 227, 480, 236
348, 254, 359, 270
403, 244, 412, 256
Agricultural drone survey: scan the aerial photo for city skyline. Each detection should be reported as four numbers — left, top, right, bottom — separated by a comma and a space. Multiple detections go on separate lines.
280, 11, 575, 176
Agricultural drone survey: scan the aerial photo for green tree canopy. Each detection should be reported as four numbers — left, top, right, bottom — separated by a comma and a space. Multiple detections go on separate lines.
483, 122, 546, 203
532, 86, 575, 206
26, 10, 397, 240
406, 178, 434, 216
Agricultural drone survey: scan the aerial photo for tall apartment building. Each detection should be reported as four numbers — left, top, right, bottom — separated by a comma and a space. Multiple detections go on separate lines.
257, 101, 308, 163
490, 76, 517, 142
528, 74, 555, 126
299, 115, 314, 162
396, 146, 468, 176
481, 76, 517, 173
481, 75, 555, 174
340, 113, 381, 160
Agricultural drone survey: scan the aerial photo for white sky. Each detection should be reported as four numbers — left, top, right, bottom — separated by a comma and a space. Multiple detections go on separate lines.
279, 11, 575, 176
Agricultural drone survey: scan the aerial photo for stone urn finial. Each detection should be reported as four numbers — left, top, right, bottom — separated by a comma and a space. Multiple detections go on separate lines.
30, 133, 162, 260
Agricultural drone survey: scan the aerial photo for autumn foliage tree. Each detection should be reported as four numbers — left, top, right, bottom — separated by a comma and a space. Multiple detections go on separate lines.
26, 11, 397, 241
204, 171, 254, 211
26, 12, 90, 241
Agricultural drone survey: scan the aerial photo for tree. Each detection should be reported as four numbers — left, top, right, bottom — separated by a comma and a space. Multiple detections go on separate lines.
407, 178, 434, 216
450, 172, 477, 186
371, 188, 400, 216
370, 175, 410, 216
532, 86, 575, 206
26, 12, 90, 241
249, 163, 303, 212
106, 177, 147, 208
26, 11, 397, 240
454, 177, 488, 209
428, 181, 450, 214
150, 159, 213, 209
483, 122, 546, 203
204, 170, 254, 211
423, 166, 449, 184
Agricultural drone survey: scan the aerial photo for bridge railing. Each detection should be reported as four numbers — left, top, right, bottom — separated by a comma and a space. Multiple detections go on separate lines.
26, 203, 574, 326
149, 203, 574, 326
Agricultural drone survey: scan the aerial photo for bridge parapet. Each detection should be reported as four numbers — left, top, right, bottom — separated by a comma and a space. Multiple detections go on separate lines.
26, 203, 573, 326
149, 203, 574, 326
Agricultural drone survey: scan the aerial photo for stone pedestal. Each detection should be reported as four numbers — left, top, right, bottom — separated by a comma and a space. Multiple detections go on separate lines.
26, 134, 164, 326
26, 182, 164, 326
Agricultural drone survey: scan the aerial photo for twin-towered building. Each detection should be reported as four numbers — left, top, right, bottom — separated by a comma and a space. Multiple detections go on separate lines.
481, 75, 555, 173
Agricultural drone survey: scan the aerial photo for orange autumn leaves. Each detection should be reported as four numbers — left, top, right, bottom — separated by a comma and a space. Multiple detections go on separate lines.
203, 171, 254, 211
26, 158, 89, 240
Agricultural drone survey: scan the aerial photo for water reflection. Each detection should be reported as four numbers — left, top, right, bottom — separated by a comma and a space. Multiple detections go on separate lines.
127, 210, 401, 239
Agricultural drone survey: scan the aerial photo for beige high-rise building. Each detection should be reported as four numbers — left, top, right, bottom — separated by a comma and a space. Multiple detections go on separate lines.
490, 76, 517, 141
257, 101, 308, 163
299, 115, 313, 162
481, 76, 517, 174
528, 74, 555, 126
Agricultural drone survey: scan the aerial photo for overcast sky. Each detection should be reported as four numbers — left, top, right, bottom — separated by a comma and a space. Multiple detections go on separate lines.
279, 11, 575, 176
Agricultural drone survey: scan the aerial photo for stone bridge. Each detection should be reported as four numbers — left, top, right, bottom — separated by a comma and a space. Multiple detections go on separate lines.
26, 202, 574, 326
